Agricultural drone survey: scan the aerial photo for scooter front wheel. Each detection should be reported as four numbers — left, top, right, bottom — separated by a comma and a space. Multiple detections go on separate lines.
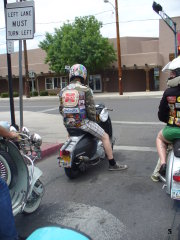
23, 179, 44, 214
64, 167, 80, 179
0, 150, 17, 189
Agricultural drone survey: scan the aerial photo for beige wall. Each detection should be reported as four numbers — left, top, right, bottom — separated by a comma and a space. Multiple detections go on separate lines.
0, 16, 180, 93
159, 17, 180, 90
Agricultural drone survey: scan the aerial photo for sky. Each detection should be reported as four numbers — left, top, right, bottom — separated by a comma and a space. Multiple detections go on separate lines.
0, 0, 180, 54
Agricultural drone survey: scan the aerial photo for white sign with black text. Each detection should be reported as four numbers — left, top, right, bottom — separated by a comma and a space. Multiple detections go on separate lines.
6, 1, 35, 40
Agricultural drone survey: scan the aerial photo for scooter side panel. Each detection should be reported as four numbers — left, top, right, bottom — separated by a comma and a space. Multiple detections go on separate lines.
170, 156, 180, 200
166, 150, 174, 195
6, 141, 29, 215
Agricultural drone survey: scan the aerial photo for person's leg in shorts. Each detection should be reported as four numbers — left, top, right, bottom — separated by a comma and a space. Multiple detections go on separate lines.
80, 120, 128, 171
155, 126, 180, 177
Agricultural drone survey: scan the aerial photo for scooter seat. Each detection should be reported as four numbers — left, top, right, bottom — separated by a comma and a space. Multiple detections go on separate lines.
66, 127, 92, 137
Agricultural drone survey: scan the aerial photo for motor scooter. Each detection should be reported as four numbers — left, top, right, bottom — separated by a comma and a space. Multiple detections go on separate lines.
0, 121, 44, 215
58, 104, 115, 179
154, 140, 180, 200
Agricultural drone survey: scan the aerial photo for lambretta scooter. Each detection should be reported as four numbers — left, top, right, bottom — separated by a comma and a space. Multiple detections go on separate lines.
0, 121, 44, 215
154, 140, 180, 200
58, 104, 114, 179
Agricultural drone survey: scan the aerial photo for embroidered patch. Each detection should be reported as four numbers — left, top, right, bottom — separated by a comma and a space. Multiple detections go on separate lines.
62, 90, 79, 107
167, 96, 176, 103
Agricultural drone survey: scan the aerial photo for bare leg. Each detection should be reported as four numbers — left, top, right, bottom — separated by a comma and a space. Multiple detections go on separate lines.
101, 132, 113, 160
156, 130, 171, 165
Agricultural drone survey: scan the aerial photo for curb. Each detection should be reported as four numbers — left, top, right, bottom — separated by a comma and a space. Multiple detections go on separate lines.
41, 142, 63, 159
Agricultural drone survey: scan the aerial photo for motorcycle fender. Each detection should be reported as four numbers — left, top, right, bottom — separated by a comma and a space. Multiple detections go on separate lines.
27, 165, 42, 197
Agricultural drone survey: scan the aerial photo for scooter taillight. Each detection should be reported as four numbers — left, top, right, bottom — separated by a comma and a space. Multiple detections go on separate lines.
60, 150, 70, 157
173, 172, 180, 182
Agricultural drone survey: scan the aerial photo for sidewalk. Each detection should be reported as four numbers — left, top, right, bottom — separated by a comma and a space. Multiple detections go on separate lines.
1, 91, 163, 159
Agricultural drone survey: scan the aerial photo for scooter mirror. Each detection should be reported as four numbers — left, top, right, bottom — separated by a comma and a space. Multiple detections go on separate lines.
22, 126, 30, 136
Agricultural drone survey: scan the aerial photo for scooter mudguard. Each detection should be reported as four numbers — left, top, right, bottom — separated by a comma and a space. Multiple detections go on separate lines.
27, 165, 43, 198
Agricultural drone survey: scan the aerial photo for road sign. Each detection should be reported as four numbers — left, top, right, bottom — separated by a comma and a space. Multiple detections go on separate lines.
7, 40, 14, 54
29, 70, 35, 78
6, 1, 35, 40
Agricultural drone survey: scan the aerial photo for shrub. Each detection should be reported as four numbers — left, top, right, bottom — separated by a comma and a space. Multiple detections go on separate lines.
48, 92, 57, 96
30, 91, 38, 97
13, 92, 19, 97
40, 91, 48, 96
1, 92, 9, 98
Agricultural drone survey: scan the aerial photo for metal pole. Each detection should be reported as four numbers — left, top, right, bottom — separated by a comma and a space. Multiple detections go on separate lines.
174, 23, 178, 57
19, 40, 23, 130
115, 0, 123, 95
23, 40, 31, 98
3, 0, 16, 126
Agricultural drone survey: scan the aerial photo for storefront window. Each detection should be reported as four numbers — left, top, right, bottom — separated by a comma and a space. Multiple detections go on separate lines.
45, 76, 68, 90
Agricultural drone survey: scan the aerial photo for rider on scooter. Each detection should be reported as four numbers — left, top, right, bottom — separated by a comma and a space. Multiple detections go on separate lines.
151, 56, 180, 181
59, 63, 128, 171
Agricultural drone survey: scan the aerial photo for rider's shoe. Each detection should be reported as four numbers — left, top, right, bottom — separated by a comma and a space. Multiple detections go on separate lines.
151, 174, 160, 182
109, 163, 128, 171
159, 163, 166, 177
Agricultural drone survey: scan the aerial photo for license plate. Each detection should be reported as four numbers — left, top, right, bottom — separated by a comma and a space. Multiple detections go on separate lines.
59, 155, 71, 167
171, 189, 180, 200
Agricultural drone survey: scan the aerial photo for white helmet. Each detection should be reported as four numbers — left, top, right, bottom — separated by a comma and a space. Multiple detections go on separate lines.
162, 56, 180, 74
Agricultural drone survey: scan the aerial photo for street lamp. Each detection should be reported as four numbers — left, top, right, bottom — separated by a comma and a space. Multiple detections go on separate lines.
104, 0, 123, 95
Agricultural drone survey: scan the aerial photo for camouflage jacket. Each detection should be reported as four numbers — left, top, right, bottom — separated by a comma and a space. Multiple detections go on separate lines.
59, 80, 96, 127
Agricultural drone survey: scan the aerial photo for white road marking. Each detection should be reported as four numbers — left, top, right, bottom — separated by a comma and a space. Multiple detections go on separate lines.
112, 120, 164, 125
39, 107, 59, 113
114, 145, 156, 152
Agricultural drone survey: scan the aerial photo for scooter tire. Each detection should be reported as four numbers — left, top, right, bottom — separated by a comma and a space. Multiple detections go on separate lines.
0, 150, 18, 189
23, 179, 44, 214
64, 167, 80, 179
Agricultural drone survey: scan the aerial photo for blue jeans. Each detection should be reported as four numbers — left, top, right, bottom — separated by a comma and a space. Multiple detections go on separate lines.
0, 177, 18, 240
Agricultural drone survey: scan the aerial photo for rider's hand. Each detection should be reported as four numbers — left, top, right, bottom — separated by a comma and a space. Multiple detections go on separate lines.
8, 132, 19, 140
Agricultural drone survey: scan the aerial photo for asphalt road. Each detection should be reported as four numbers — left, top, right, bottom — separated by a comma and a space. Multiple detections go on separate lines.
2, 96, 180, 239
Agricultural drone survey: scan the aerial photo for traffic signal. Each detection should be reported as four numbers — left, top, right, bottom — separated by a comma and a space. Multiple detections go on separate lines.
152, 1, 162, 14
178, 46, 180, 56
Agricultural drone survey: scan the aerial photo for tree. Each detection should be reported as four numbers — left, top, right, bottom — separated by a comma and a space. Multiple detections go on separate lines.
39, 16, 116, 75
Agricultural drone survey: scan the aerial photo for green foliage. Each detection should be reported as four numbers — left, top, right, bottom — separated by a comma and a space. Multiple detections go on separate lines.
40, 91, 48, 96
48, 92, 57, 96
39, 16, 116, 74
1, 92, 9, 98
30, 91, 38, 97
13, 92, 19, 97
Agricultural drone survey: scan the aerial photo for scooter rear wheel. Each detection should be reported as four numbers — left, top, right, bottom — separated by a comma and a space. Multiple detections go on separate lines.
64, 167, 80, 179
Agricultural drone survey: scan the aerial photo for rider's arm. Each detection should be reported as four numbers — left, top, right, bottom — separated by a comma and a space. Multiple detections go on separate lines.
0, 126, 18, 139
158, 91, 169, 123
85, 88, 96, 122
